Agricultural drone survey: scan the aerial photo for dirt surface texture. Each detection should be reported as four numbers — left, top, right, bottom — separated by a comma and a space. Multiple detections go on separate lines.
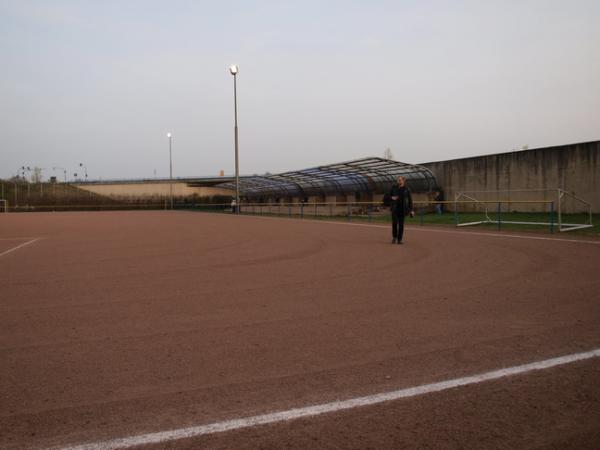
1, 211, 599, 449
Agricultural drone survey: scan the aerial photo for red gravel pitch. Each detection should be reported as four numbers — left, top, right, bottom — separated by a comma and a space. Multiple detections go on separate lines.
1, 211, 599, 449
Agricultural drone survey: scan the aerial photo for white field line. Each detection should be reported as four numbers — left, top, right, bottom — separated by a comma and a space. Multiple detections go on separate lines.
0, 236, 40, 240
223, 213, 600, 245
299, 218, 600, 245
0, 238, 40, 257
407, 225, 600, 244
56, 348, 600, 450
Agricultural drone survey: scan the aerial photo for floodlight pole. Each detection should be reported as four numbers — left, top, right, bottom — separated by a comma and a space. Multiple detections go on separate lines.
167, 132, 173, 210
79, 163, 88, 181
53, 167, 67, 183
230, 65, 240, 213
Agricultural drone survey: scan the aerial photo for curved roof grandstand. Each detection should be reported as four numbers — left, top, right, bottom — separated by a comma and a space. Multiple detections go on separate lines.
218, 157, 439, 199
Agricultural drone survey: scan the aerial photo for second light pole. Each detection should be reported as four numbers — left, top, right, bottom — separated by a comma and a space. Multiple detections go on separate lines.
167, 132, 173, 210
79, 163, 88, 181
229, 64, 240, 213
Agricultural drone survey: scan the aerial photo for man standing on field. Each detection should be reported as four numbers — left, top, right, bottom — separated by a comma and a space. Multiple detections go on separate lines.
389, 176, 414, 244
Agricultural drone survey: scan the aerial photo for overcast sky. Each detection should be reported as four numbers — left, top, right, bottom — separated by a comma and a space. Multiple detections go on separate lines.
1, 0, 599, 180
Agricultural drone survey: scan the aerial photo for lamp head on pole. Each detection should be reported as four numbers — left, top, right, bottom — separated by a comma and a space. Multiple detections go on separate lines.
167, 132, 172, 138
229, 64, 239, 75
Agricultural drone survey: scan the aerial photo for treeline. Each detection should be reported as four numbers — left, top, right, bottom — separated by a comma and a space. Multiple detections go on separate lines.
0, 180, 233, 211
0, 181, 114, 208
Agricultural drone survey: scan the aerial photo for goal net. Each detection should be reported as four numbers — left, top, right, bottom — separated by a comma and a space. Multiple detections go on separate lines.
454, 189, 593, 232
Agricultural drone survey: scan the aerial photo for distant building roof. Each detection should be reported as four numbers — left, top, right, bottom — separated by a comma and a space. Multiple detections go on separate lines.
218, 157, 439, 198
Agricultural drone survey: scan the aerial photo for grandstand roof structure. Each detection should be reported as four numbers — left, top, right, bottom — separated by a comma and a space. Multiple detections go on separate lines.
217, 157, 439, 199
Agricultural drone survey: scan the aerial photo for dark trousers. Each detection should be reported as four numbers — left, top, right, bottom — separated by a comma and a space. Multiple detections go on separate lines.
391, 209, 405, 241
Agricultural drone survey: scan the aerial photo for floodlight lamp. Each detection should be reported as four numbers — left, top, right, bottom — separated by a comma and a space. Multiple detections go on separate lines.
167, 132, 172, 138
229, 64, 239, 75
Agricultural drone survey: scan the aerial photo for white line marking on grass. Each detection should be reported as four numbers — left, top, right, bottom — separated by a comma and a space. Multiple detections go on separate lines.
0, 238, 40, 257
57, 348, 600, 450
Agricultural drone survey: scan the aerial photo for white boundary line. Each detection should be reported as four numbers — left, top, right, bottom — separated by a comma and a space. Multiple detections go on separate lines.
0, 238, 40, 257
221, 213, 600, 245
299, 217, 600, 245
57, 348, 600, 450
0, 236, 40, 240
407, 225, 600, 245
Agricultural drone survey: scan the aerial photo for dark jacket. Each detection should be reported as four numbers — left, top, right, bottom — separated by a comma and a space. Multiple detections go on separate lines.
389, 184, 413, 216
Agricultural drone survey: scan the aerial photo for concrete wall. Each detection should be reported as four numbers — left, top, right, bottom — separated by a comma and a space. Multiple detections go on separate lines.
421, 141, 600, 213
74, 181, 233, 199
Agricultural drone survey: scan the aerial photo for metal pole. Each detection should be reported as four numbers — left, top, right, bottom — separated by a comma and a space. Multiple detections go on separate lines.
454, 193, 458, 226
497, 202, 501, 230
558, 189, 562, 232
169, 135, 173, 210
233, 74, 240, 214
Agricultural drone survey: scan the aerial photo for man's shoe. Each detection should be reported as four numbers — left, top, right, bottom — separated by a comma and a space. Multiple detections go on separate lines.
391, 238, 397, 244
397, 240, 403, 245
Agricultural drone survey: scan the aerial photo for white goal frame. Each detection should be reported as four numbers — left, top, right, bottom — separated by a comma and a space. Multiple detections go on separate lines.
454, 189, 593, 232
0, 199, 7, 213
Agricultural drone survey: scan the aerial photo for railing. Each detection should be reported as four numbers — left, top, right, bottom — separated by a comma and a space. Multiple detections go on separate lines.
1, 198, 594, 234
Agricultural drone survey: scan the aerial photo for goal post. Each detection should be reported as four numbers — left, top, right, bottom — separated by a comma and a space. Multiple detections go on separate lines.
454, 189, 593, 232
0, 199, 7, 213
557, 189, 594, 232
